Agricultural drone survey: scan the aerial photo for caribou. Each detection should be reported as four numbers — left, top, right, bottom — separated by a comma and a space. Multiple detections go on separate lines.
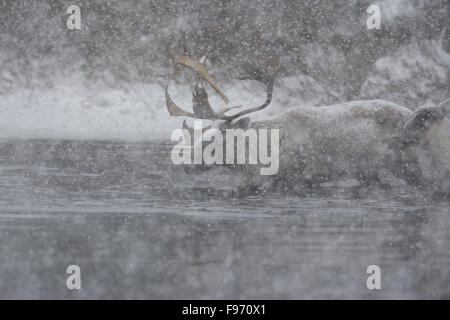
165, 52, 450, 192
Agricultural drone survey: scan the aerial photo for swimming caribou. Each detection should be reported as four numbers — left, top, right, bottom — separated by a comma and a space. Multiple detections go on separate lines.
165, 52, 450, 192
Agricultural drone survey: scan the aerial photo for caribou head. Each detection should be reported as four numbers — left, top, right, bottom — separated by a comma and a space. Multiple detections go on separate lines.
165, 52, 281, 175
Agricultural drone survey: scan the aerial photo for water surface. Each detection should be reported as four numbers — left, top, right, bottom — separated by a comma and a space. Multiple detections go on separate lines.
0, 140, 449, 299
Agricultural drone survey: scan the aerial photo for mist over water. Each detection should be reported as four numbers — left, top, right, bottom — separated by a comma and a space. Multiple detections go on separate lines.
0, 1, 450, 299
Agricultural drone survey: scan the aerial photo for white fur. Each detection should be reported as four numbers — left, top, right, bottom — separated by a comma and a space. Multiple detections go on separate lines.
248, 99, 449, 190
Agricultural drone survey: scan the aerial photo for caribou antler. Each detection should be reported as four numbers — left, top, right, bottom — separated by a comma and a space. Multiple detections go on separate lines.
165, 84, 195, 117
222, 61, 281, 121
165, 51, 280, 123
169, 51, 230, 104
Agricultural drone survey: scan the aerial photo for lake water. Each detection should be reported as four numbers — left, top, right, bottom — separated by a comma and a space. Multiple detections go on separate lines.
0, 140, 449, 299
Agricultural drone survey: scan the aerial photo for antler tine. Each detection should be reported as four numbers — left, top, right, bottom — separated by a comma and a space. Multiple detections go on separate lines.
165, 84, 196, 118
216, 105, 243, 118
166, 83, 225, 121
220, 62, 281, 122
169, 51, 230, 104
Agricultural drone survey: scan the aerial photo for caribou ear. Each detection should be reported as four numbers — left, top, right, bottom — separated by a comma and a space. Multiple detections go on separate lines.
403, 100, 449, 146
233, 117, 251, 129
